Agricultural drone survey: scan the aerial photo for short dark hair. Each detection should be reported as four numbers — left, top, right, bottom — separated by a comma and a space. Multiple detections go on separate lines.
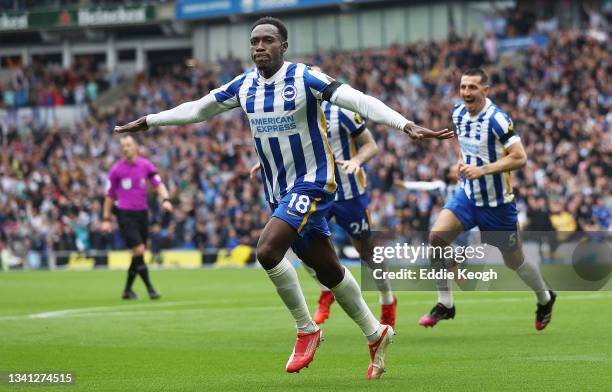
463, 68, 488, 85
251, 16, 288, 41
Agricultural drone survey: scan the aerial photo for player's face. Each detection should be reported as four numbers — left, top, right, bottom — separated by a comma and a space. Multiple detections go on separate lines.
250, 24, 287, 74
120, 137, 137, 161
460, 75, 489, 114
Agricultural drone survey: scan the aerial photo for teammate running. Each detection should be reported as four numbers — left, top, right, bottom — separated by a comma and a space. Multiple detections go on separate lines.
115, 17, 453, 378
418, 68, 556, 330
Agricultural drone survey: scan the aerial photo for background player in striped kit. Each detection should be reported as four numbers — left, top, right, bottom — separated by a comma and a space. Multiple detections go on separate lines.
101, 135, 172, 300
114, 17, 453, 377
312, 101, 398, 327
251, 98, 398, 328
418, 69, 557, 331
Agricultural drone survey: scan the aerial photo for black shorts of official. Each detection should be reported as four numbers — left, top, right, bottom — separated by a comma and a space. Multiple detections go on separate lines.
116, 209, 149, 248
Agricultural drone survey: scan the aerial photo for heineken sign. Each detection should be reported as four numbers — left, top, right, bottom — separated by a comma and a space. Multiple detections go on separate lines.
78, 7, 148, 26
0, 5, 155, 31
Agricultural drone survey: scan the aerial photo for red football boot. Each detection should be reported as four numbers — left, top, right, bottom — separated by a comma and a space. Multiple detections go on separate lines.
313, 291, 335, 325
367, 325, 395, 379
380, 296, 397, 329
286, 328, 323, 373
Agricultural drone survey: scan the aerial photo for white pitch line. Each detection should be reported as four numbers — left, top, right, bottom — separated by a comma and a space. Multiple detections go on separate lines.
39, 306, 285, 319
521, 355, 612, 363
0, 293, 611, 321
0, 299, 242, 321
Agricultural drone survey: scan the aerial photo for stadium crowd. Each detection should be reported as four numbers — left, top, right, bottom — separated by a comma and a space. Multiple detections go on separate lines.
0, 27, 609, 266
0, 56, 112, 129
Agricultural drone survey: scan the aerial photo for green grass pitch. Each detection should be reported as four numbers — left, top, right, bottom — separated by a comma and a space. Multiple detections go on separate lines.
1, 268, 611, 391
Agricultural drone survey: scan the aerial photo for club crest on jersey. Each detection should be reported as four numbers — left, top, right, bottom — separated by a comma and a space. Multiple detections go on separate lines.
121, 178, 132, 190
282, 85, 296, 102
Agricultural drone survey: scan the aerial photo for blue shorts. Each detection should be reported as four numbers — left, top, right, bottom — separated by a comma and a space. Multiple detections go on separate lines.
269, 183, 335, 238
327, 193, 371, 240
444, 188, 520, 251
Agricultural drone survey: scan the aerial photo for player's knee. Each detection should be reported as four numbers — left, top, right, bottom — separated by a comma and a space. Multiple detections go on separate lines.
256, 241, 283, 269
428, 232, 449, 249
502, 249, 524, 270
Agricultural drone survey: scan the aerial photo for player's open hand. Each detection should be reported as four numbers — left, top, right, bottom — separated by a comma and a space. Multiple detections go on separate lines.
114, 116, 149, 134
249, 162, 261, 181
403, 122, 454, 140
459, 164, 487, 180
161, 200, 173, 213
336, 159, 361, 174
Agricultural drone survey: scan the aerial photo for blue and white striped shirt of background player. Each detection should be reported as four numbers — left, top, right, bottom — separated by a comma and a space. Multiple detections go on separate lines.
146, 61, 412, 204
453, 97, 520, 208
321, 101, 368, 201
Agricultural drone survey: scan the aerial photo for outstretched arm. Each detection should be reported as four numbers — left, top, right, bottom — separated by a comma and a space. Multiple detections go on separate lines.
114, 94, 234, 133
115, 75, 244, 133
329, 84, 454, 140
394, 179, 446, 192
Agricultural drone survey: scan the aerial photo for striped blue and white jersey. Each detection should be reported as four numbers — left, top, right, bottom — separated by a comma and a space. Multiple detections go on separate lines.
452, 98, 521, 207
321, 101, 368, 201
211, 62, 337, 204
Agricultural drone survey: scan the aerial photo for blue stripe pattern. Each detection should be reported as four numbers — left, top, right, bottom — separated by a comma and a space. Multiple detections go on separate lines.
289, 133, 307, 185
323, 102, 332, 136
334, 168, 345, 200
466, 155, 474, 198
245, 78, 259, 114
214, 74, 246, 103
489, 111, 506, 139
263, 83, 275, 113
268, 137, 288, 196
487, 127, 504, 206
338, 117, 360, 197
324, 103, 345, 199
474, 109, 488, 141
283, 64, 297, 111
303, 67, 329, 93
465, 117, 472, 138
254, 137, 273, 202
338, 110, 358, 134
457, 107, 467, 137
304, 78, 328, 189
475, 157, 489, 204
